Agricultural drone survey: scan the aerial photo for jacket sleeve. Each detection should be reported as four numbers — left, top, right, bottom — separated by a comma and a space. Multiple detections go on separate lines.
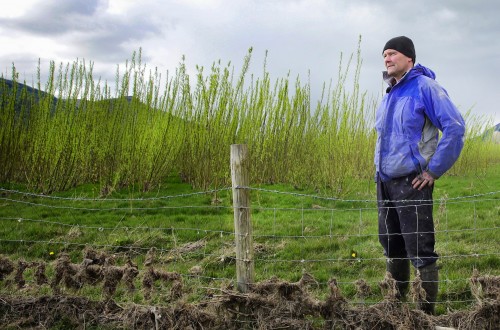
421, 81, 465, 178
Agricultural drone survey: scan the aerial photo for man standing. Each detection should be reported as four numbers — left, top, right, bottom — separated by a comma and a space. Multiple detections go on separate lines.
374, 36, 465, 314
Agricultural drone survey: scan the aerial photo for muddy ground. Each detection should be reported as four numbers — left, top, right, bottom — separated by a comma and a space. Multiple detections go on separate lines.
1, 253, 499, 329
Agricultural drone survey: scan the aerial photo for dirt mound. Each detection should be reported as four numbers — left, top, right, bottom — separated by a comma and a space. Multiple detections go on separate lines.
1, 252, 499, 329
0, 295, 217, 329
1, 272, 499, 329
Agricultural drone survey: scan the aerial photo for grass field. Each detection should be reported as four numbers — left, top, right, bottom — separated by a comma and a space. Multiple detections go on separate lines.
1, 161, 498, 318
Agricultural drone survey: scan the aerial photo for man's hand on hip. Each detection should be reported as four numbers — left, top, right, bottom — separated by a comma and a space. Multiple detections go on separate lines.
412, 171, 435, 190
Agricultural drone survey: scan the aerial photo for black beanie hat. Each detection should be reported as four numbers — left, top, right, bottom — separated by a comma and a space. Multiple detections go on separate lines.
383, 36, 416, 63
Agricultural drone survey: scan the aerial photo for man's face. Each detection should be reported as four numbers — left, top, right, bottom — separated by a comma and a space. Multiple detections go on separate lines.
383, 49, 413, 81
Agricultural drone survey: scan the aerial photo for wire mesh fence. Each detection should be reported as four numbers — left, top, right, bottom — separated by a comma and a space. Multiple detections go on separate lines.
1, 187, 498, 306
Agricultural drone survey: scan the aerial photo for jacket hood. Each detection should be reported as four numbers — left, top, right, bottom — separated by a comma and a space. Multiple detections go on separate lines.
410, 63, 436, 80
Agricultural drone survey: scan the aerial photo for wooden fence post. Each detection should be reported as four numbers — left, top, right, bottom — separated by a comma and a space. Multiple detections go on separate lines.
230, 144, 254, 292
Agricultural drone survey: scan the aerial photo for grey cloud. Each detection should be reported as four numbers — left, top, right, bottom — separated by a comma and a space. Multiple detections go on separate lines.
0, 0, 162, 63
0, 0, 101, 35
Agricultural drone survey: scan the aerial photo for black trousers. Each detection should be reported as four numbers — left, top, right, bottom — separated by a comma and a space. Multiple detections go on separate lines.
377, 172, 438, 268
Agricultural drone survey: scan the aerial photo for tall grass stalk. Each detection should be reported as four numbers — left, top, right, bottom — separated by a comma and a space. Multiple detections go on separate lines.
1, 43, 498, 194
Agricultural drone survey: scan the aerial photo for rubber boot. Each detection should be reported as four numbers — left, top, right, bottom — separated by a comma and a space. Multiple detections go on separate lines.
386, 258, 410, 300
417, 262, 439, 315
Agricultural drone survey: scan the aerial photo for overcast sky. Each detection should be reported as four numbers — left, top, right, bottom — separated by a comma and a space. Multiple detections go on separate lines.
1, 0, 498, 125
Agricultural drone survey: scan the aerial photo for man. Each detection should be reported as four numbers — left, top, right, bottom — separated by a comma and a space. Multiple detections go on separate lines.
374, 36, 465, 314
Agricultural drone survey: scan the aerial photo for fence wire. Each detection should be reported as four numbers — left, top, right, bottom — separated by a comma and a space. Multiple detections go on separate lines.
0, 186, 498, 308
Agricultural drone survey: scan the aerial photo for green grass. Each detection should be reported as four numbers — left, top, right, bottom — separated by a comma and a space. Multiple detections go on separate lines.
1, 162, 498, 314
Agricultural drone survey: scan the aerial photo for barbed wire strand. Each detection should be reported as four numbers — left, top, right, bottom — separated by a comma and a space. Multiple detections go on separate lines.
1, 195, 498, 214
1, 216, 498, 239
0, 187, 232, 201
2, 186, 499, 203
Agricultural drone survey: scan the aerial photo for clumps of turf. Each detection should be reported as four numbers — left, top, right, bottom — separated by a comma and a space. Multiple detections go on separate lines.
1, 250, 499, 329
0, 255, 15, 280
142, 267, 183, 301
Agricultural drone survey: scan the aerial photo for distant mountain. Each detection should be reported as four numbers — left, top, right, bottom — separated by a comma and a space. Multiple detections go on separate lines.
0, 78, 57, 102
0, 78, 58, 116
75, 95, 134, 109
1, 78, 136, 114
0, 78, 56, 101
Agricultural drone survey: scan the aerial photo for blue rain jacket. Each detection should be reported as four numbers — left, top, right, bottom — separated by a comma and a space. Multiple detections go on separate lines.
375, 64, 465, 181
